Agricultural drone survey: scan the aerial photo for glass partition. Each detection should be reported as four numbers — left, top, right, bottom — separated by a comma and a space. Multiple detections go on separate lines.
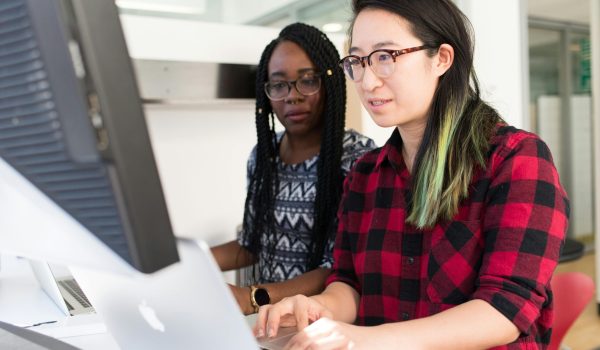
529, 20, 594, 246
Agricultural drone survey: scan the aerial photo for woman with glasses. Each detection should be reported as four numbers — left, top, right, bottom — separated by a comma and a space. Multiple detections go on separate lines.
211, 23, 375, 315
254, 1, 569, 349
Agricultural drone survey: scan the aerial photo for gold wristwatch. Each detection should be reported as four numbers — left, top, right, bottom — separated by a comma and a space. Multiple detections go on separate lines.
249, 285, 270, 313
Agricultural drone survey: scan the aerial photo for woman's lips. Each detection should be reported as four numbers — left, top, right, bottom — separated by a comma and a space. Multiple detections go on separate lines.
368, 98, 392, 106
367, 98, 392, 111
285, 110, 310, 121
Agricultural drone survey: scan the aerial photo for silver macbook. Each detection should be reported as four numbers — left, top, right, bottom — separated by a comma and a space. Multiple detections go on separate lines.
68, 238, 295, 350
28, 259, 95, 317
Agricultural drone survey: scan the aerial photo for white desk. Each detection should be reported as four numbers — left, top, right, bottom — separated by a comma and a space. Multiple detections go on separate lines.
0, 253, 120, 349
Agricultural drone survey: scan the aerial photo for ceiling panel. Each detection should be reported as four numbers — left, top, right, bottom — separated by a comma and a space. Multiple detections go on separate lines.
528, 0, 590, 24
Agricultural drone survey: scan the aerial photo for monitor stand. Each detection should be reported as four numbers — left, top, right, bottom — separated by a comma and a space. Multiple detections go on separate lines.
0, 320, 79, 350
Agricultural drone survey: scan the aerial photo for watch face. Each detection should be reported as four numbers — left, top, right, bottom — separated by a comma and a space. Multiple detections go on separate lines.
254, 288, 270, 306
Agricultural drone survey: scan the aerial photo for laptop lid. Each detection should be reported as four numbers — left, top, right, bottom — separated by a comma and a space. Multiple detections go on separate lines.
69, 238, 260, 349
28, 259, 70, 317
29, 260, 95, 317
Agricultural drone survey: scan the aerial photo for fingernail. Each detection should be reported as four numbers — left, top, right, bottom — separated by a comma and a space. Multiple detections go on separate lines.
257, 329, 264, 337
267, 328, 274, 337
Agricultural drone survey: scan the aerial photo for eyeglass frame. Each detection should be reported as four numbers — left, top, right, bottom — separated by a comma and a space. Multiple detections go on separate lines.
338, 45, 431, 82
263, 72, 322, 101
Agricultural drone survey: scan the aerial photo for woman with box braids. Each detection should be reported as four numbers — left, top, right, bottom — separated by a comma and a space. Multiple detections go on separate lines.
212, 23, 375, 315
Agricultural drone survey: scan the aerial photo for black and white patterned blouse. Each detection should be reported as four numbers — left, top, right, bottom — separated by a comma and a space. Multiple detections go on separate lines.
238, 129, 376, 283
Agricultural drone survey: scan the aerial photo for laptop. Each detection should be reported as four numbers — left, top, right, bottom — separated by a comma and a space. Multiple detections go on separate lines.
28, 259, 95, 317
68, 238, 296, 350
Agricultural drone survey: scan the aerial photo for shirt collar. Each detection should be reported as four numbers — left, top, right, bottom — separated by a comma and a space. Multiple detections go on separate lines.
375, 128, 406, 174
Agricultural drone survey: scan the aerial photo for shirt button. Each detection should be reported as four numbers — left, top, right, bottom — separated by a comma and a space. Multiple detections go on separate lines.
401, 312, 410, 320
407, 257, 415, 265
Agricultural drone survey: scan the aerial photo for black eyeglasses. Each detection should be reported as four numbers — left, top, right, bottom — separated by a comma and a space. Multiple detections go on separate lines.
339, 45, 430, 82
264, 73, 322, 101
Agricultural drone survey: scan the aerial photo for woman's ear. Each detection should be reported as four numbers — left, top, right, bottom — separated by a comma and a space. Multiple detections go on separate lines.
433, 43, 454, 77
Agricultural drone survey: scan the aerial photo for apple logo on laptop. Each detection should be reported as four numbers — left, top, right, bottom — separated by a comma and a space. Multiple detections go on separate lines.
138, 299, 165, 332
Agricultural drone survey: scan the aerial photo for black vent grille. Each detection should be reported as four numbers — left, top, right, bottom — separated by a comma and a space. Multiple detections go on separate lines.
0, 0, 132, 263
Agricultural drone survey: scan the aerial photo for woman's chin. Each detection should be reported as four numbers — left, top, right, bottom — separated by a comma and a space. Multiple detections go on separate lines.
369, 116, 399, 129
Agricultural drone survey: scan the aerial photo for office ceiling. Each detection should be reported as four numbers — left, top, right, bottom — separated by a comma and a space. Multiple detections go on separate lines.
528, 0, 590, 24
116, 0, 592, 28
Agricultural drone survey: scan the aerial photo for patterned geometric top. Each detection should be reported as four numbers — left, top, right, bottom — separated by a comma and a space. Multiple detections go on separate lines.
238, 129, 376, 284
326, 125, 569, 349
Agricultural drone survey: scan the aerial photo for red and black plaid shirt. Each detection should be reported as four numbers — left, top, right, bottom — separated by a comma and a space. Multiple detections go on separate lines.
326, 125, 569, 349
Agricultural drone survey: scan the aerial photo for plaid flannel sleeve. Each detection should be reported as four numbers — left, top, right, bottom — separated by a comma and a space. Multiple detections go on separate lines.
472, 132, 569, 334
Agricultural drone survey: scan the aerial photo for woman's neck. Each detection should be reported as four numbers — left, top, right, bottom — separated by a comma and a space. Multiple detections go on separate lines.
279, 131, 322, 165
397, 124, 425, 173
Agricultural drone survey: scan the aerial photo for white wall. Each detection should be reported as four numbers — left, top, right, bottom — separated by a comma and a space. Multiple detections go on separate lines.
144, 104, 254, 244
456, 0, 529, 129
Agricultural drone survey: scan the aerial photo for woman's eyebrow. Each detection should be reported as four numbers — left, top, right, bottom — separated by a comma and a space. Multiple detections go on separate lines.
349, 40, 398, 54
269, 68, 316, 79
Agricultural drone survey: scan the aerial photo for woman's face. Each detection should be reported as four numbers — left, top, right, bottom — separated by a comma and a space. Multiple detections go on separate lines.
267, 41, 325, 139
350, 8, 442, 130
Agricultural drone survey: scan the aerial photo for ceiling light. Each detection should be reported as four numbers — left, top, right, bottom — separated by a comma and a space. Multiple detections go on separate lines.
322, 23, 343, 33
115, 0, 205, 15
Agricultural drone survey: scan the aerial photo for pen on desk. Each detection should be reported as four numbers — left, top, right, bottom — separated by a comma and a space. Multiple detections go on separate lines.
24, 320, 58, 328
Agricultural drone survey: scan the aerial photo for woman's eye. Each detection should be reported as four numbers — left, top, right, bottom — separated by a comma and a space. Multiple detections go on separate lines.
271, 82, 287, 90
301, 78, 318, 86
378, 54, 393, 62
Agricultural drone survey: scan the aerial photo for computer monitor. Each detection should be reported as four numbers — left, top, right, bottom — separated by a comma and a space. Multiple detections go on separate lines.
0, 0, 179, 273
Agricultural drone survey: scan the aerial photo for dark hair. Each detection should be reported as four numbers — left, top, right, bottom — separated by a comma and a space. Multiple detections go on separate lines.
350, 0, 502, 228
242, 22, 347, 278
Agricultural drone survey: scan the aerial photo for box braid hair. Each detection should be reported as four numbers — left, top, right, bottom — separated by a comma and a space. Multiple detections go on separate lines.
242, 23, 346, 280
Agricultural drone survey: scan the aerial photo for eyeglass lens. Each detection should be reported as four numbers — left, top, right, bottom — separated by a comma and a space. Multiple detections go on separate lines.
265, 74, 321, 100
342, 51, 395, 82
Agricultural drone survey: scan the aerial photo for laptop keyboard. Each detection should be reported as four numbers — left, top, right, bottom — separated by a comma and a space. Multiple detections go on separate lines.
58, 279, 92, 308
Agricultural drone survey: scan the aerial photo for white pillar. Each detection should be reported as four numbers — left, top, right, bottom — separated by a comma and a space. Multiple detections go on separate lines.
591, 0, 600, 312
456, 0, 530, 130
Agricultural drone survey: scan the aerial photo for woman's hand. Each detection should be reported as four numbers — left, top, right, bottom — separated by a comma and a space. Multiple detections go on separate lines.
253, 294, 333, 338
283, 317, 369, 350
228, 284, 254, 315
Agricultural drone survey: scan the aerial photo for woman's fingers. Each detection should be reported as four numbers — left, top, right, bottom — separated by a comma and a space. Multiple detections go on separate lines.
254, 296, 300, 338
284, 318, 354, 350
254, 295, 332, 342
294, 295, 310, 331
265, 304, 283, 338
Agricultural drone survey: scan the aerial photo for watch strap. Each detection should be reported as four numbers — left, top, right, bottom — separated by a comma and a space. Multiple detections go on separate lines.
249, 285, 260, 313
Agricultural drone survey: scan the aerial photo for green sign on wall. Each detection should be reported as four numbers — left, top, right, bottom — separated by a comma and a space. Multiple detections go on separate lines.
579, 37, 591, 93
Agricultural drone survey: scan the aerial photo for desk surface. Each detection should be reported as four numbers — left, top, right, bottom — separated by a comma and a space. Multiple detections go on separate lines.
0, 254, 120, 349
